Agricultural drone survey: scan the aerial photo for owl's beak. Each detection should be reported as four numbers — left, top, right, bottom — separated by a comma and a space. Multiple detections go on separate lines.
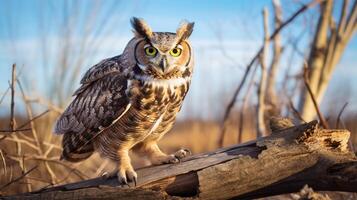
158, 57, 168, 73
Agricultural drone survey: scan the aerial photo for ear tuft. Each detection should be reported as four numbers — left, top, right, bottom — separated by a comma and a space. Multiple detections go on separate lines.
176, 20, 194, 40
131, 17, 153, 38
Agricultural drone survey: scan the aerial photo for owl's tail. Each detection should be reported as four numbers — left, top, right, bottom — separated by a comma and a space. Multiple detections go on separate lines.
61, 132, 95, 162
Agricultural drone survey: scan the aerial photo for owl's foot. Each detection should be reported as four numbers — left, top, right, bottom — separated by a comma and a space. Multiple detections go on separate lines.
174, 148, 191, 160
117, 166, 137, 186
154, 148, 191, 164
102, 167, 137, 186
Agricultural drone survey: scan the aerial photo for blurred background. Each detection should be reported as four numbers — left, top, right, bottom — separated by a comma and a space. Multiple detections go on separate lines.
0, 0, 356, 196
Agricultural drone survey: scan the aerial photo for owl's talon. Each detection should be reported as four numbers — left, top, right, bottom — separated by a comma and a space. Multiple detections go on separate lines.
101, 170, 117, 179
157, 154, 178, 164
117, 167, 137, 186
126, 170, 138, 186
133, 176, 137, 187
101, 171, 109, 177
174, 148, 191, 160
170, 157, 180, 163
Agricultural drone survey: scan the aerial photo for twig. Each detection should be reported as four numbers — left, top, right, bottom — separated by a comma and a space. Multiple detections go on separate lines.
218, 58, 258, 147
16, 109, 50, 130
3, 137, 40, 152
303, 62, 329, 128
238, 64, 258, 143
0, 128, 32, 133
53, 167, 82, 186
22, 155, 33, 192
288, 99, 306, 123
269, 0, 324, 41
0, 165, 37, 191
336, 102, 348, 129
0, 149, 7, 175
95, 159, 110, 176
3, 137, 62, 151
219, 0, 323, 147
7, 154, 89, 180
37, 168, 80, 193
26, 176, 53, 184
212, 26, 244, 70
17, 79, 58, 184
26, 96, 63, 114
0, 86, 10, 106
10, 64, 16, 133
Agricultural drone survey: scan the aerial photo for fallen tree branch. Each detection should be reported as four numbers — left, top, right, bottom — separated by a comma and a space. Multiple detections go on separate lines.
3, 120, 356, 200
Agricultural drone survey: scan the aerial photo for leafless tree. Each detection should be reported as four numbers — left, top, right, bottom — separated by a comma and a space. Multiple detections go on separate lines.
298, 0, 357, 121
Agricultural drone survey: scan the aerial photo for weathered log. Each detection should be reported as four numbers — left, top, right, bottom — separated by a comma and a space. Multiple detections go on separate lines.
2, 120, 356, 200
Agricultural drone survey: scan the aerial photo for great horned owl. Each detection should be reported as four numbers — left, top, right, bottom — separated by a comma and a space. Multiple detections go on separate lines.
54, 17, 194, 184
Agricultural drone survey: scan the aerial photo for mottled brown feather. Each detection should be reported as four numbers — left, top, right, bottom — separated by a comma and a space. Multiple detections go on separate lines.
54, 58, 129, 161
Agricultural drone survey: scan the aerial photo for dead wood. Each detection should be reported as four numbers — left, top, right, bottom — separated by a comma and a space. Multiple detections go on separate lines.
1, 120, 356, 200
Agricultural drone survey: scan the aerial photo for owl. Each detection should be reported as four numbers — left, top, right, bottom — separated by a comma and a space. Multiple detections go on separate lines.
54, 17, 194, 185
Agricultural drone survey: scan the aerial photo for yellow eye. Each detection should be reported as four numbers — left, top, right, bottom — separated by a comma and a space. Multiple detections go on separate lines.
169, 48, 182, 57
145, 46, 157, 56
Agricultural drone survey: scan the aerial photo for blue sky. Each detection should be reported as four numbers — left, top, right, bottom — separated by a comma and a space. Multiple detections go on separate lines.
0, 0, 356, 119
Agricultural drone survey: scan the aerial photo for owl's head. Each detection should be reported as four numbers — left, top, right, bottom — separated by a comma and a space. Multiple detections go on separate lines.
128, 17, 194, 79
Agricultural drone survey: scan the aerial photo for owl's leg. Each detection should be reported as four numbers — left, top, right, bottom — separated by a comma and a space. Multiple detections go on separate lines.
134, 141, 191, 165
116, 147, 137, 185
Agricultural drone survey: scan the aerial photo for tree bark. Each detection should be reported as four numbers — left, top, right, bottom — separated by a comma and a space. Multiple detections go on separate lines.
298, 0, 333, 121
2, 121, 356, 200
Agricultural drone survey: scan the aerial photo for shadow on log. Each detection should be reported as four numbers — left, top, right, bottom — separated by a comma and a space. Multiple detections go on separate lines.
2, 120, 357, 200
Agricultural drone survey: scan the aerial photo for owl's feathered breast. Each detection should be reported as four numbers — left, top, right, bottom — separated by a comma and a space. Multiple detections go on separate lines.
94, 72, 191, 160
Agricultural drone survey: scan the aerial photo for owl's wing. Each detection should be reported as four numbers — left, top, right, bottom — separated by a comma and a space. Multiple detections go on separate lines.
54, 56, 130, 161
72, 55, 122, 96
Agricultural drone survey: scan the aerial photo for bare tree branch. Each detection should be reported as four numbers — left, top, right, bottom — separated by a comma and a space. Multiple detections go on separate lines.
266, 0, 283, 115
300, 0, 357, 121
10, 64, 16, 133
257, 8, 270, 137
219, 0, 323, 147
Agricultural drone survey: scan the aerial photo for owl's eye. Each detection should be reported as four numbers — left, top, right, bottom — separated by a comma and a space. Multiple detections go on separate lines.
144, 46, 157, 57
169, 48, 182, 57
